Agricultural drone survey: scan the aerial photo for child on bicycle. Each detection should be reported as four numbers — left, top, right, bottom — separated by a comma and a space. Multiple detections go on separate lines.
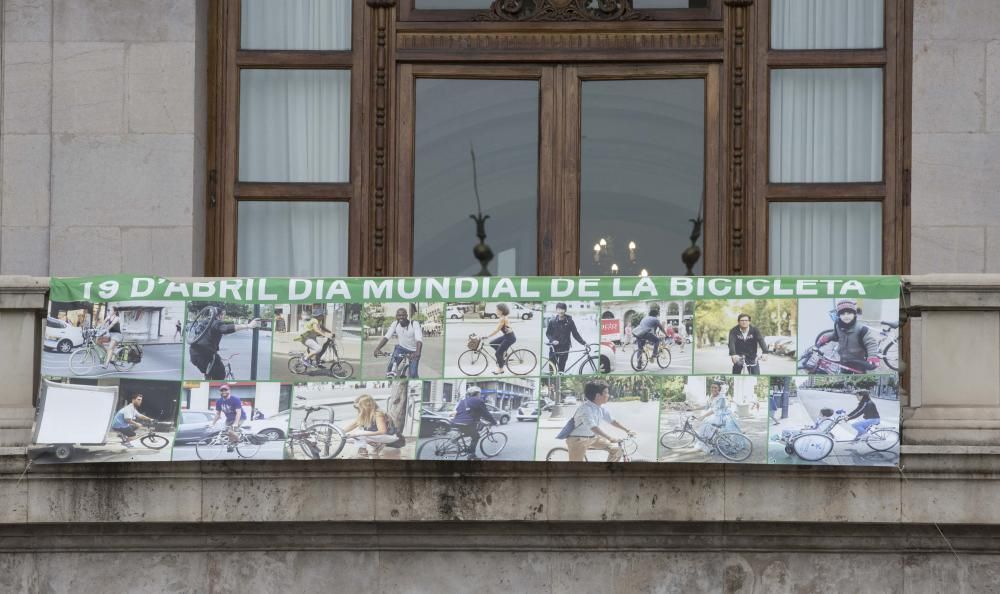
564, 381, 636, 462
816, 299, 881, 373
806, 408, 837, 433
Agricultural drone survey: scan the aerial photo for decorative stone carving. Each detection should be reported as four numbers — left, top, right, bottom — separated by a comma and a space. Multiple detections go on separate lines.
475, 0, 650, 22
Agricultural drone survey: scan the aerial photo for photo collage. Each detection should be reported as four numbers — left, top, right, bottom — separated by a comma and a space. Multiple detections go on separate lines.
33, 295, 900, 466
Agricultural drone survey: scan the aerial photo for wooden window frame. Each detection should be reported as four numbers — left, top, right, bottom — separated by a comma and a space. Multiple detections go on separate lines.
398, 0, 722, 22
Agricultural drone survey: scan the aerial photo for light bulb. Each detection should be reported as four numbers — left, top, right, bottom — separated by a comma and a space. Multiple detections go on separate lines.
640, 269, 649, 277
611, 263, 619, 275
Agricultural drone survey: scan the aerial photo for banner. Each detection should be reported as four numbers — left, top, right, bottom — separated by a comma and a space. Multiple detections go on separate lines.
35, 275, 901, 467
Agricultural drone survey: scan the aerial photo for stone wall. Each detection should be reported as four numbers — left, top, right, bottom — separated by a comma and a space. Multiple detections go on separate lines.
912, 0, 1000, 273
0, 0, 207, 276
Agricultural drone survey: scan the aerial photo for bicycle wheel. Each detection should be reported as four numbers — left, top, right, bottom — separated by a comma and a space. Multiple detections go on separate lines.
506, 349, 537, 376
881, 339, 899, 372
655, 346, 672, 369
288, 356, 308, 375
110, 346, 136, 372
457, 350, 488, 376
195, 434, 227, 461
306, 423, 346, 458
577, 356, 599, 375
329, 360, 354, 379
715, 432, 752, 462
630, 349, 647, 372
540, 357, 560, 376
791, 433, 834, 461
479, 431, 508, 458
140, 434, 169, 450
866, 428, 900, 452
417, 437, 462, 460
659, 429, 695, 450
545, 447, 569, 462
68, 347, 99, 375
294, 437, 322, 460
236, 435, 262, 458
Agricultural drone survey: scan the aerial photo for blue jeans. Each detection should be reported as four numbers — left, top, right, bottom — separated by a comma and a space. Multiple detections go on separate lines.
387, 345, 419, 378
635, 333, 659, 354
851, 417, 880, 438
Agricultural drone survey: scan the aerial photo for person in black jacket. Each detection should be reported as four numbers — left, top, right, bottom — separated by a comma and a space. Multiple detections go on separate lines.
188, 306, 260, 380
845, 389, 881, 439
450, 385, 497, 460
545, 303, 587, 372
728, 313, 768, 375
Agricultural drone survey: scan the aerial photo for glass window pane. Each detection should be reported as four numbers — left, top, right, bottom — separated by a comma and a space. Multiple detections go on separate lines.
414, 0, 489, 7
770, 68, 882, 183
772, 0, 883, 50
634, 0, 708, 8
413, 79, 538, 276
239, 69, 350, 183
241, 0, 351, 50
769, 202, 881, 275
237, 201, 349, 277
579, 79, 705, 276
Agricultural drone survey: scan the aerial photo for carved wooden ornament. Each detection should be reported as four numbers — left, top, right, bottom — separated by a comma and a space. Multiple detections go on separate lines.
476, 0, 650, 22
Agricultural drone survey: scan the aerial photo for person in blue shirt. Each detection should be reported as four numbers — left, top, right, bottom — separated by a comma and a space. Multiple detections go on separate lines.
208, 384, 246, 452
451, 385, 497, 460
111, 393, 153, 448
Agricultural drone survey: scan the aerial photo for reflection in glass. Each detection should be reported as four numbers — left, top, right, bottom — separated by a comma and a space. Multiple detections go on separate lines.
414, 0, 490, 7
579, 79, 705, 276
239, 69, 350, 183
241, 0, 351, 50
771, 0, 883, 50
238, 201, 349, 277
769, 202, 881, 275
413, 79, 538, 276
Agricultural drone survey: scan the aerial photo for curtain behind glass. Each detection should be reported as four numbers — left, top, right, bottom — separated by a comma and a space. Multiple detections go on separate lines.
237, 202, 349, 277
239, 69, 350, 183
769, 202, 881, 275
241, 0, 351, 50
771, 0, 883, 49
770, 68, 882, 183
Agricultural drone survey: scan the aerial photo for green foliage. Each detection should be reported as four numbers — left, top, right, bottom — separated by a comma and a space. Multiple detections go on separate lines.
695, 299, 798, 347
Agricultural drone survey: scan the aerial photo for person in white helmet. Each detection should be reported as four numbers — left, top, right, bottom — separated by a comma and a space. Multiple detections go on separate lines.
450, 385, 497, 460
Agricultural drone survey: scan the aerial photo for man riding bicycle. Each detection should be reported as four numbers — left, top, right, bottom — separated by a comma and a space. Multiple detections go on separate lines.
450, 385, 497, 460
631, 305, 671, 358
294, 310, 335, 368
110, 393, 154, 448
188, 306, 260, 380
545, 302, 587, 372
373, 308, 422, 378
208, 384, 246, 452
728, 313, 768, 375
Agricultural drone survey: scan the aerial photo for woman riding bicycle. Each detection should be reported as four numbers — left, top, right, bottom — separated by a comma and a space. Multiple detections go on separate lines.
294, 310, 335, 368
99, 305, 123, 367
697, 382, 741, 453
482, 304, 516, 375
845, 389, 881, 440
342, 394, 400, 458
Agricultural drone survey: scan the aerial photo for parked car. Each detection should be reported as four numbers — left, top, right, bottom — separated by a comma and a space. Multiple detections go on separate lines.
517, 402, 539, 422
174, 410, 224, 445
486, 403, 511, 425
563, 396, 578, 405
481, 302, 536, 320
43, 317, 84, 353
446, 306, 465, 320
598, 341, 616, 373
242, 411, 291, 441
419, 407, 453, 438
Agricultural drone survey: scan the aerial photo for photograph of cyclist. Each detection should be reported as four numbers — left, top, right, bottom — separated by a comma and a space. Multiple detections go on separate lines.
768, 375, 900, 466
534, 376, 659, 462
271, 303, 362, 381
657, 376, 768, 464
798, 298, 899, 375
183, 302, 272, 381
442, 301, 542, 379
542, 301, 601, 373
290, 381, 419, 460
42, 300, 185, 380
600, 300, 693, 375
29, 379, 180, 464
361, 302, 444, 379
422, 384, 497, 460
693, 299, 797, 375
170, 382, 286, 461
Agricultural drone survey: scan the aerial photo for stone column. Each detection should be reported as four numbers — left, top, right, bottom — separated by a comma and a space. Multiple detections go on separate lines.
0, 277, 48, 447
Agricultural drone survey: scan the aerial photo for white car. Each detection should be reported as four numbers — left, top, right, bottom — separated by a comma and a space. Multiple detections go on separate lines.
43, 317, 84, 353
243, 411, 291, 441
481, 302, 537, 320
446, 306, 465, 320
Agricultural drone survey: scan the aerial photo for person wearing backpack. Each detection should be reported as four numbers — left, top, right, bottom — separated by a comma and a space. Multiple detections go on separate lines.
816, 299, 880, 373
560, 380, 635, 462
343, 394, 404, 458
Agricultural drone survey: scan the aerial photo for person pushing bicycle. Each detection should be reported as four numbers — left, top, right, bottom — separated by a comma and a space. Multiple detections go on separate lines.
545, 302, 586, 373
111, 393, 153, 448
728, 313, 768, 375
451, 385, 497, 460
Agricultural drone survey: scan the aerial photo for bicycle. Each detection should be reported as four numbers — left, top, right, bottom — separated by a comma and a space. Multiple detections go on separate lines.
457, 334, 537, 376
544, 436, 646, 462
734, 354, 762, 375
288, 337, 354, 379
286, 397, 348, 459
69, 329, 144, 375
773, 414, 899, 462
659, 415, 753, 462
816, 320, 899, 372
194, 425, 268, 460
629, 337, 672, 372
798, 345, 872, 375
373, 350, 418, 378
417, 422, 508, 460
541, 342, 600, 375
117, 420, 169, 450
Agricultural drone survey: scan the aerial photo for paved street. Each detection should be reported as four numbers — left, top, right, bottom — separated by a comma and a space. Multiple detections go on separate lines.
611, 342, 693, 375
359, 335, 445, 379
535, 400, 660, 461
171, 439, 285, 461
31, 432, 176, 463
270, 329, 362, 381
768, 388, 899, 466
182, 330, 272, 381
416, 416, 539, 461
442, 317, 544, 378
657, 408, 769, 464
693, 345, 797, 375
42, 343, 184, 381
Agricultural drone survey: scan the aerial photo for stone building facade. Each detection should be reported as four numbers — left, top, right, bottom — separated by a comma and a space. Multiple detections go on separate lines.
2, 1, 1000, 592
